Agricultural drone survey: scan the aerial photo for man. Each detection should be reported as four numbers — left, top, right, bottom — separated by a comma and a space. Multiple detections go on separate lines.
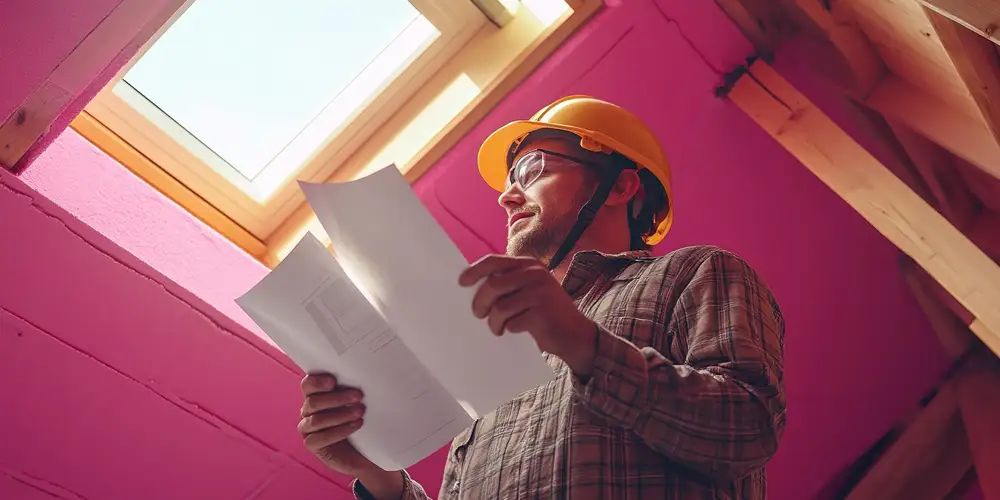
297, 96, 786, 499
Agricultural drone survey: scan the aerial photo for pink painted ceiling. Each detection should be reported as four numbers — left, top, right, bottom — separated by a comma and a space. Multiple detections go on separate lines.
1, 0, 954, 498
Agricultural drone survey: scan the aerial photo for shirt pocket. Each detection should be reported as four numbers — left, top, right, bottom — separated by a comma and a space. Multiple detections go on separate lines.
602, 314, 667, 352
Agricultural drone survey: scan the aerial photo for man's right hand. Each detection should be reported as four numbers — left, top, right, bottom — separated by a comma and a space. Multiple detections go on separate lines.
298, 374, 404, 499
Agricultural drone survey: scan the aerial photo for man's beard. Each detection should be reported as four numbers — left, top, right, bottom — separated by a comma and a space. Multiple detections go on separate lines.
506, 208, 577, 265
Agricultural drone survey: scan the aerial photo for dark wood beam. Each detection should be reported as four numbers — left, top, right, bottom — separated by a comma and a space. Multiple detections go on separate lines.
867, 75, 1000, 181
925, 7, 1000, 151
900, 256, 978, 360
920, 0, 1000, 46
957, 352, 1000, 498
714, 0, 794, 60
845, 382, 971, 500
886, 121, 978, 231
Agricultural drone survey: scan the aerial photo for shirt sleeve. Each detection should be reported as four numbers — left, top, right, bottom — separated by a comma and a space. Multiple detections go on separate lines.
571, 249, 787, 481
352, 470, 432, 500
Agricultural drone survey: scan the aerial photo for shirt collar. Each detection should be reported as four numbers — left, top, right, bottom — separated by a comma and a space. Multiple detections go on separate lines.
561, 249, 654, 298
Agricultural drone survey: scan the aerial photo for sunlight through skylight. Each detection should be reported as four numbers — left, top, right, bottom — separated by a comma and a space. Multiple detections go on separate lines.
123, 0, 435, 183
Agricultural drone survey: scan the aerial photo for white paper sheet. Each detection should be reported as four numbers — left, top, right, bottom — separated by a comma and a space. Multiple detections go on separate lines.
300, 165, 554, 418
236, 234, 472, 470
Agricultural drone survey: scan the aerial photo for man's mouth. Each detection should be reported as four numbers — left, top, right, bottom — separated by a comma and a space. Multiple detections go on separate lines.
508, 212, 533, 228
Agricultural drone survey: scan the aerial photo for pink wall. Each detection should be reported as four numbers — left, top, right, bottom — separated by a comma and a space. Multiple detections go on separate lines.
19, 130, 272, 341
0, 0, 177, 171
2, 0, 959, 498
0, 0, 121, 125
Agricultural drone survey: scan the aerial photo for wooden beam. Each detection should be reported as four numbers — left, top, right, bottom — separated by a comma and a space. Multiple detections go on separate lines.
956, 352, 1000, 498
867, 75, 1000, 181
716, 0, 884, 98
0, 0, 183, 170
845, 382, 972, 500
780, 0, 885, 99
726, 59, 1000, 355
920, 0, 1000, 46
970, 319, 1000, 359
968, 209, 1000, 261
714, 0, 794, 60
925, 7, 1000, 149
900, 256, 977, 360
886, 120, 978, 231
945, 469, 981, 500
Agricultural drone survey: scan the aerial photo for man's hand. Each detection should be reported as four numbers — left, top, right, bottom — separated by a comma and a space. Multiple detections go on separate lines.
459, 255, 598, 376
298, 374, 404, 499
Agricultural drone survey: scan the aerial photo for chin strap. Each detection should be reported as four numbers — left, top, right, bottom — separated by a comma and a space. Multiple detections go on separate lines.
546, 166, 627, 271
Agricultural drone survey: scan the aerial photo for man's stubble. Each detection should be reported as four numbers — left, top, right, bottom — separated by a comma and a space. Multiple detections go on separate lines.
506, 203, 579, 265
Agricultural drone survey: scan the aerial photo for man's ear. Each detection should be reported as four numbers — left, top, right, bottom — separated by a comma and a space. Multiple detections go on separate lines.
605, 169, 642, 207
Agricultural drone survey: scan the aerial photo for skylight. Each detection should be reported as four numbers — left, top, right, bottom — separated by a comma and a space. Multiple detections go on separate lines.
121, 0, 438, 193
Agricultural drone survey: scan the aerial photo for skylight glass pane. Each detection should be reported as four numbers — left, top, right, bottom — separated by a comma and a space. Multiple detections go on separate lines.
123, 0, 427, 181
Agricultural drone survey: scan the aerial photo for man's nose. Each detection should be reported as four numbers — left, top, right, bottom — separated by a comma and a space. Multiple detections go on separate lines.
498, 183, 526, 209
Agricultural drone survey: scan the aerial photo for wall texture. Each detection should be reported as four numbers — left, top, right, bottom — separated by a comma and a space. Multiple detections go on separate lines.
2, 0, 959, 498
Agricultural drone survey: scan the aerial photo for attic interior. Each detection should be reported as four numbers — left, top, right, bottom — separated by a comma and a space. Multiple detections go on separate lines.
717, 0, 1000, 497
1, 0, 999, 498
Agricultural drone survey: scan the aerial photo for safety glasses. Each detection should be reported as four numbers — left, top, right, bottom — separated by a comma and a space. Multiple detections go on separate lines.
505, 149, 595, 191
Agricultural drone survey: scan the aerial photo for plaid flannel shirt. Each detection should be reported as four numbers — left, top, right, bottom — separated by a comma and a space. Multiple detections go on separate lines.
355, 245, 786, 499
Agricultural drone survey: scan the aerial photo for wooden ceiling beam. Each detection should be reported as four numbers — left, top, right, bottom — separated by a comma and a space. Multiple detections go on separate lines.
715, 0, 884, 98
957, 352, 1000, 498
886, 120, 978, 231
714, 0, 794, 60
725, 59, 1000, 356
968, 210, 1000, 261
900, 256, 978, 360
925, 7, 1000, 150
866, 75, 1000, 181
844, 381, 971, 500
778, 0, 885, 99
920, 0, 1000, 46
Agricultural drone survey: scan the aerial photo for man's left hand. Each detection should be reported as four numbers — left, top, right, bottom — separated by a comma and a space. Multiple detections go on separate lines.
459, 255, 597, 376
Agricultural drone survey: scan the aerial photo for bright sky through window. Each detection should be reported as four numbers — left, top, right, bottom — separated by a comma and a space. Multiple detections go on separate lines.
124, 0, 432, 181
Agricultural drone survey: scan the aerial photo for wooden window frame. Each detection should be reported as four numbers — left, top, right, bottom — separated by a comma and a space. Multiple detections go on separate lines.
71, 0, 604, 265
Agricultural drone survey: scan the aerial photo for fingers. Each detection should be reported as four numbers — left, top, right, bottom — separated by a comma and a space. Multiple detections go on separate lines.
486, 289, 537, 335
301, 373, 336, 396
470, 265, 549, 318
459, 254, 535, 287
302, 419, 364, 453
301, 388, 364, 417
298, 405, 366, 434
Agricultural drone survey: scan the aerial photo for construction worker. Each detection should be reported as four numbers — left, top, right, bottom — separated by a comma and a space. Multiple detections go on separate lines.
297, 96, 787, 499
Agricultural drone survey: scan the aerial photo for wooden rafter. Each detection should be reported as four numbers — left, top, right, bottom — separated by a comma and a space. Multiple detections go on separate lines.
718, 0, 884, 97
925, 6, 1000, 149
725, 59, 1000, 356
782, 0, 885, 98
886, 120, 978, 230
957, 353, 1000, 497
0, 0, 192, 171
900, 256, 978, 360
866, 74, 1000, 180
845, 382, 972, 500
920, 0, 1000, 46
714, 0, 793, 59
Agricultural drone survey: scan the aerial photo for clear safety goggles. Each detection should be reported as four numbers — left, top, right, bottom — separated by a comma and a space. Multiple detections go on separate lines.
505, 149, 594, 191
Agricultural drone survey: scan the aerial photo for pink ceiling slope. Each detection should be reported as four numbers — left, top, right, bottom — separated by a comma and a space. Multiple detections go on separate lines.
2, 0, 954, 498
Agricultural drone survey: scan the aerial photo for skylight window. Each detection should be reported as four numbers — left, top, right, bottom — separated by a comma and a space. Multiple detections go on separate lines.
77, 0, 599, 260
119, 0, 439, 197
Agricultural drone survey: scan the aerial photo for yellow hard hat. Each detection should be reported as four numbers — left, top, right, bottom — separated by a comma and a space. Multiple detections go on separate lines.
477, 95, 674, 245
